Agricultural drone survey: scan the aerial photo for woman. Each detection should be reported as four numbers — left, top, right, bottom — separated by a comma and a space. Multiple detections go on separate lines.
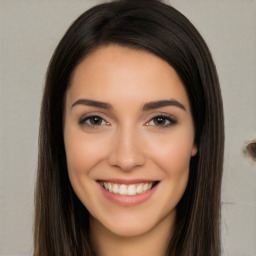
34, 0, 224, 255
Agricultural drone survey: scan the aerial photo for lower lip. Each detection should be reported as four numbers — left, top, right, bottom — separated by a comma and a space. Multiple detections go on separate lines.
98, 183, 158, 206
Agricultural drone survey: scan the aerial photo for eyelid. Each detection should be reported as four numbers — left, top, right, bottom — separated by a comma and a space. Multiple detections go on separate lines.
78, 112, 110, 127
145, 113, 178, 128
77, 112, 177, 128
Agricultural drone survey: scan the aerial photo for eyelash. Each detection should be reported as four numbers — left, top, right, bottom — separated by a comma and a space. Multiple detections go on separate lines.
78, 115, 109, 127
146, 114, 177, 128
78, 114, 177, 128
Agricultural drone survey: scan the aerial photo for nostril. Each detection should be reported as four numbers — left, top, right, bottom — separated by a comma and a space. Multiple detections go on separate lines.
245, 141, 256, 162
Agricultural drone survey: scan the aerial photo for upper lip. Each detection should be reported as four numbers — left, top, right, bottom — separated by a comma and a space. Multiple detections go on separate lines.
97, 179, 158, 185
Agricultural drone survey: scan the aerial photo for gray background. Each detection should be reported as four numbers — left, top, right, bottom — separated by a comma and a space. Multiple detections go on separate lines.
0, 0, 255, 255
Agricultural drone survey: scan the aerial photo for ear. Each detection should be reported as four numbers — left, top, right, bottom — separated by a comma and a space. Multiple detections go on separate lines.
191, 143, 198, 156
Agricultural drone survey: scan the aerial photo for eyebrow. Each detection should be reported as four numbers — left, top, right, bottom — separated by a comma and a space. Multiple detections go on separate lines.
71, 99, 112, 109
71, 98, 186, 112
142, 99, 186, 112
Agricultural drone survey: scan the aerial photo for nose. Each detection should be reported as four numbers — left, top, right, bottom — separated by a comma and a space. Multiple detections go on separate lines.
108, 126, 146, 171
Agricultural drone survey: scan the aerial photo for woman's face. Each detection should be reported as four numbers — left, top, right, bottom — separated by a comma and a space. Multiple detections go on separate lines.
64, 45, 197, 238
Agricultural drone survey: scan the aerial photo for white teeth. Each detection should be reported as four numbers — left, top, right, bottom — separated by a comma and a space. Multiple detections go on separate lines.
119, 185, 127, 195
104, 182, 108, 190
113, 184, 119, 194
136, 184, 143, 194
143, 183, 149, 191
101, 182, 155, 196
108, 182, 113, 192
127, 185, 137, 195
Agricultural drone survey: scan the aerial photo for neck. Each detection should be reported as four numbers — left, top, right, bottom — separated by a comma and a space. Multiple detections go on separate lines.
90, 212, 175, 256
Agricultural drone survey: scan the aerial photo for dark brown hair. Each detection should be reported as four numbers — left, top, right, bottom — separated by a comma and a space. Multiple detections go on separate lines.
34, 0, 224, 255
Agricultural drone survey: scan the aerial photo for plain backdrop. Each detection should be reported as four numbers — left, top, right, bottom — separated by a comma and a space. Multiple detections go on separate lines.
0, 1, 255, 256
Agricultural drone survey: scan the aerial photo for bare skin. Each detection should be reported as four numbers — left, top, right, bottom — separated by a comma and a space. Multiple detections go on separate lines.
90, 212, 174, 256
64, 45, 197, 256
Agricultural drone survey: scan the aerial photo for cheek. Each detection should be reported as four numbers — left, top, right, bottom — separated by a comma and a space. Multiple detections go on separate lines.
147, 130, 195, 177
156, 142, 191, 192
64, 127, 105, 191
64, 129, 111, 208
151, 136, 193, 206
64, 126, 109, 172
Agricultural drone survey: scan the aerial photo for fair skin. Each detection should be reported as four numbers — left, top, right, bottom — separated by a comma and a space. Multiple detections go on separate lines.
64, 45, 197, 256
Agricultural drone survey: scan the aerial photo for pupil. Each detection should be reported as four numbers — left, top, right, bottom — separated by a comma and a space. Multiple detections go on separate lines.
155, 117, 165, 125
91, 116, 101, 125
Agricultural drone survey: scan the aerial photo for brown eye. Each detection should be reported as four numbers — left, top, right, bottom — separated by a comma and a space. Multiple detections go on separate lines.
147, 115, 177, 128
153, 116, 167, 126
79, 115, 108, 127
88, 116, 103, 125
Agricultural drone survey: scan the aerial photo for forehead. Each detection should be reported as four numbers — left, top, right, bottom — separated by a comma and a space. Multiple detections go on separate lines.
66, 45, 190, 111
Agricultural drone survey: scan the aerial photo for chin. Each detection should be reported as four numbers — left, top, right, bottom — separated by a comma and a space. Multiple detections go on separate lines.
90, 206, 176, 238
108, 220, 154, 237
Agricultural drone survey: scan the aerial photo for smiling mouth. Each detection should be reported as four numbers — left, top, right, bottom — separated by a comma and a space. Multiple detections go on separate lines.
99, 181, 159, 196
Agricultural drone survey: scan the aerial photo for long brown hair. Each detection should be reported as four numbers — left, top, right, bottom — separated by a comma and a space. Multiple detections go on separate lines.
34, 0, 224, 255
